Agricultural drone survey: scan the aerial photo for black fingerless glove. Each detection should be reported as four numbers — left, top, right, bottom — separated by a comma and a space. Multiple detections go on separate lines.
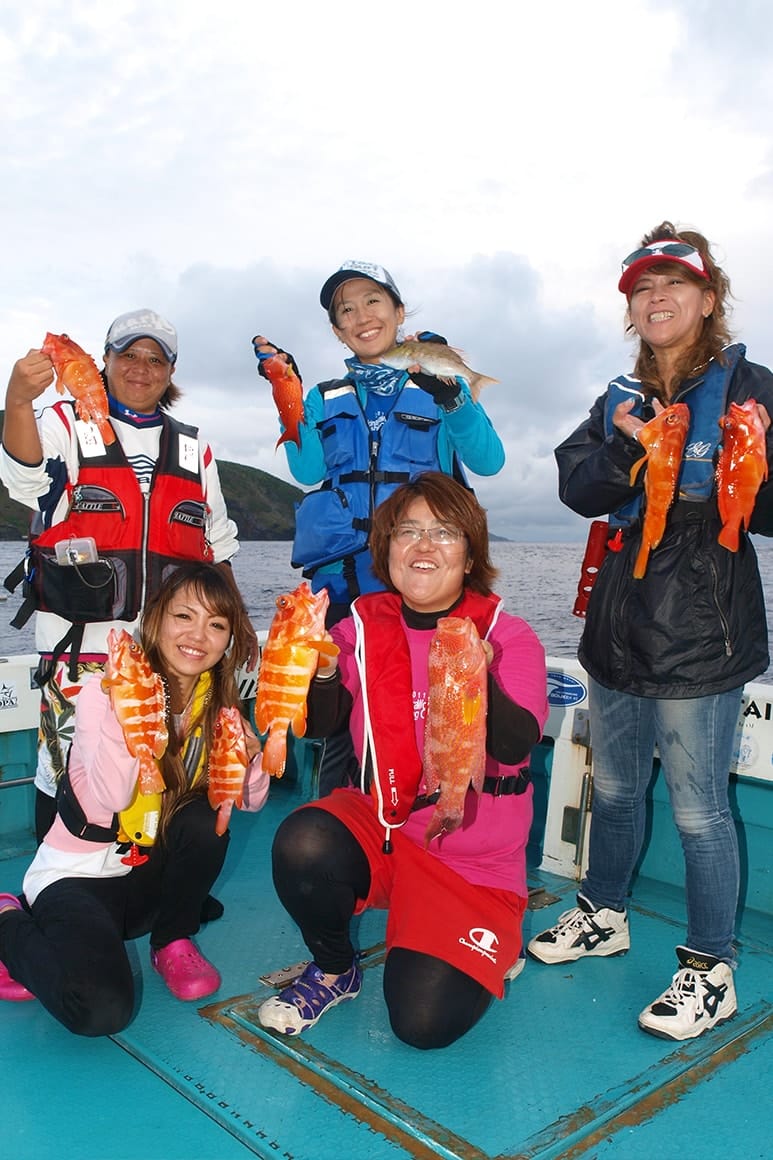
251, 337, 302, 384
416, 330, 448, 346
411, 372, 462, 409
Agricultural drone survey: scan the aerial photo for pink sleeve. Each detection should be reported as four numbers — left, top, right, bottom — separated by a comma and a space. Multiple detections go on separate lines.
240, 753, 270, 813
67, 677, 141, 818
489, 612, 549, 734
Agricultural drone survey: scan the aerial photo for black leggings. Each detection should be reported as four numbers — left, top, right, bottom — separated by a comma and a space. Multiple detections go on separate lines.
271, 807, 492, 1050
0, 795, 228, 1037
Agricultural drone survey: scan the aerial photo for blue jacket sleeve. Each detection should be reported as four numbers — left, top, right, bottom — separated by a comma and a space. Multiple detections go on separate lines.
282, 385, 326, 485
438, 386, 505, 476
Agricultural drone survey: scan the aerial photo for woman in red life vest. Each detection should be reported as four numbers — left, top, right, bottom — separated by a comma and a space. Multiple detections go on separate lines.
258, 473, 547, 1049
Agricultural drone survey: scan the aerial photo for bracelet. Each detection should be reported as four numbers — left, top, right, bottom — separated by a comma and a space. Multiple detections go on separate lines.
314, 667, 339, 681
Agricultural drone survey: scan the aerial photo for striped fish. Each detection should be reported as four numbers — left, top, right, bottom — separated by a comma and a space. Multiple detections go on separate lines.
102, 629, 168, 794
255, 583, 338, 777
208, 706, 249, 835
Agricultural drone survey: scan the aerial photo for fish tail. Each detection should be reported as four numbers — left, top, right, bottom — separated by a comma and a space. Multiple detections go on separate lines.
275, 428, 300, 450
262, 728, 288, 778
469, 373, 498, 402
718, 522, 740, 552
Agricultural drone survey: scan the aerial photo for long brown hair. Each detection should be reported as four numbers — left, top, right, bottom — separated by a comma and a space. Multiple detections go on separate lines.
139, 562, 253, 838
626, 220, 733, 397
369, 472, 499, 595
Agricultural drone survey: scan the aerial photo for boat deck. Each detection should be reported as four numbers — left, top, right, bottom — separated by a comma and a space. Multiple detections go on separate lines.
2, 750, 771, 1160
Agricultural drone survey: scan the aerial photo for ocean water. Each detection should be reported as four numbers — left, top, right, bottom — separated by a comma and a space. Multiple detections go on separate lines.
1, 539, 772, 683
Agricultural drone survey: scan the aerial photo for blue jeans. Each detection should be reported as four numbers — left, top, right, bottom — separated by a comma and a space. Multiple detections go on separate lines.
582, 678, 742, 964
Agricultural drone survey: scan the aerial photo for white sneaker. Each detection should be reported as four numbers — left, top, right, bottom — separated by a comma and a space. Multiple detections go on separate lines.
638, 946, 737, 1041
527, 894, 630, 964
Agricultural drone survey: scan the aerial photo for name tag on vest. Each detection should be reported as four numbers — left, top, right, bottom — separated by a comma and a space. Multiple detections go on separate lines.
74, 420, 107, 458
178, 433, 199, 473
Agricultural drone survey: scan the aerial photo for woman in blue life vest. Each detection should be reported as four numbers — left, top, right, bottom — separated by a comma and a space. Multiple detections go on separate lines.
528, 221, 773, 1044
253, 261, 505, 627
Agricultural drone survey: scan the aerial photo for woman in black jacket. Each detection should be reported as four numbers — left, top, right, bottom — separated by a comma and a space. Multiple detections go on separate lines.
527, 220, 773, 1043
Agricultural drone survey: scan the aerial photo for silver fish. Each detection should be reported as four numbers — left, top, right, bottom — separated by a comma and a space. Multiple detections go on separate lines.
380, 341, 498, 402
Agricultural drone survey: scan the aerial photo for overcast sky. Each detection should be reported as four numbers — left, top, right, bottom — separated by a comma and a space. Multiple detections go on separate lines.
4, 0, 773, 541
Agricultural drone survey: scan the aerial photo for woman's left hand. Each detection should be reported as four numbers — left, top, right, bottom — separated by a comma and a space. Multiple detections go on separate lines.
756, 402, 772, 432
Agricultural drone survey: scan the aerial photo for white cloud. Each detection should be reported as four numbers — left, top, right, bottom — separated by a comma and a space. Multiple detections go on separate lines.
3, 0, 773, 543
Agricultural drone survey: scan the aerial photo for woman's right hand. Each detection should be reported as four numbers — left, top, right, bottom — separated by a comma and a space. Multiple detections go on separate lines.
6, 349, 54, 407
251, 336, 302, 383
612, 396, 665, 442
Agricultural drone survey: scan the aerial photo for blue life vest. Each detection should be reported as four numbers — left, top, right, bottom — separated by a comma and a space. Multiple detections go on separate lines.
605, 344, 744, 528
291, 377, 465, 601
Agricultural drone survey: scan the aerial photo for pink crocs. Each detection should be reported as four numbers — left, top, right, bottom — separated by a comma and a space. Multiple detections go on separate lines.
0, 895, 35, 1001
150, 938, 221, 1001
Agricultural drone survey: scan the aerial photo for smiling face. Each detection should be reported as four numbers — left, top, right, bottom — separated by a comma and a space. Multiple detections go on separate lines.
157, 584, 232, 706
628, 265, 716, 367
387, 497, 471, 613
331, 277, 405, 363
103, 338, 174, 413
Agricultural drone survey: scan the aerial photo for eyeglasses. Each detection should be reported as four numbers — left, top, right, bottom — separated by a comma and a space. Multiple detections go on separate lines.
621, 242, 706, 276
392, 523, 464, 546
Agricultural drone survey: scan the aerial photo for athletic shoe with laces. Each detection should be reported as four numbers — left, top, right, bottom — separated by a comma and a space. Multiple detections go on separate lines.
258, 961, 362, 1035
638, 946, 737, 1041
527, 894, 630, 964
151, 937, 221, 1001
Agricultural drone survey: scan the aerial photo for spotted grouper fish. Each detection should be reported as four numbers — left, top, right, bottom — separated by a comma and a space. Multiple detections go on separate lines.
102, 629, 168, 794
422, 616, 488, 845
41, 332, 115, 445
717, 398, 768, 552
255, 583, 339, 777
629, 402, 690, 579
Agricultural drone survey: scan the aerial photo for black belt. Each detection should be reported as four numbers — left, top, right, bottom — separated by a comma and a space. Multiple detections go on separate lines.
411, 770, 530, 812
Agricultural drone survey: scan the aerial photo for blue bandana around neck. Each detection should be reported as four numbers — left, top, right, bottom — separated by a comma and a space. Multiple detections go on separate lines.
108, 393, 163, 426
345, 356, 408, 396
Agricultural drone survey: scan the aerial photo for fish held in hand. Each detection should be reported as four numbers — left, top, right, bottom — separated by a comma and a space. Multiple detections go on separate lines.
629, 403, 690, 579
253, 337, 305, 450
423, 616, 488, 845
41, 332, 115, 445
717, 399, 768, 552
380, 341, 498, 402
208, 706, 250, 836
255, 582, 339, 778
102, 629, 168, 794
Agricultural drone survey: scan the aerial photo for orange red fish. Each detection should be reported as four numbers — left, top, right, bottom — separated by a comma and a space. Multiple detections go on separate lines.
41, 332, 115, 445
255, 582, 338, 778
102, 629, 168, 794
208, 706, 250, 835
253, 336, 305, 450
716, 398, 768, 552
422, 616, 488, 845
629, 403, 690, 579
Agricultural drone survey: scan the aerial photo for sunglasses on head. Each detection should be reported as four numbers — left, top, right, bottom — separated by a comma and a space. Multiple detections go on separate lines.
621, 241, 706, 274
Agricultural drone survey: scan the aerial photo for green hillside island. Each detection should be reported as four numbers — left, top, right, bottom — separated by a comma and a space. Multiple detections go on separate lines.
0, 436, 302, 541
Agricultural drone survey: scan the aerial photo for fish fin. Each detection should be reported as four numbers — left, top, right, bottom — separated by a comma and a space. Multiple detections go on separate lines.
462, 691, 483, 726
632, 542, 649, 579
138, 761, 165, 795
629, 455, 647, 485
291, 706, 307, 738
309, 638, 339, 657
